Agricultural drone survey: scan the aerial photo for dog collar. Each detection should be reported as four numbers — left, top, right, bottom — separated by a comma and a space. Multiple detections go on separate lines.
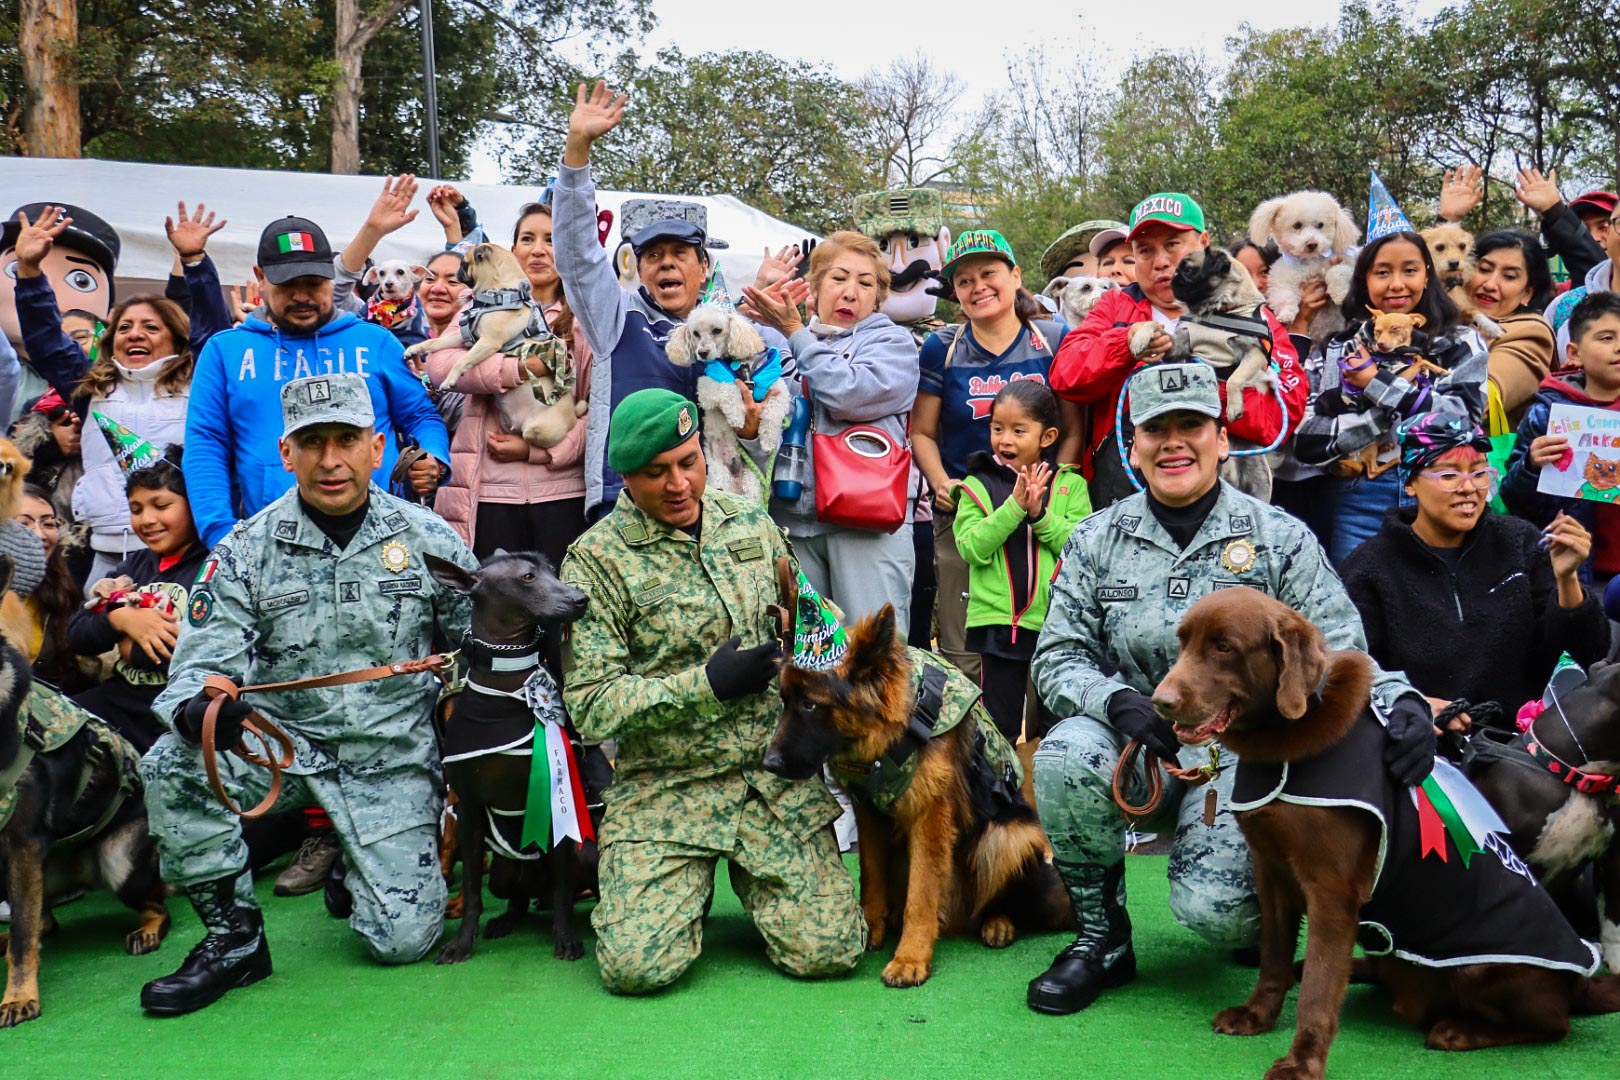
1523, 736, 1620, 798
461, 630, 544, 673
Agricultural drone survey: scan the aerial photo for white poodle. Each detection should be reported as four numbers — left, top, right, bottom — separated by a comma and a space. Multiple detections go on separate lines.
665, 304, 791, 501
1248, 191, 1360, 339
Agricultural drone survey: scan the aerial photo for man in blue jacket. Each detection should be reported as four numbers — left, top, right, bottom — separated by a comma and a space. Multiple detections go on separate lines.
186, 216, 450, 547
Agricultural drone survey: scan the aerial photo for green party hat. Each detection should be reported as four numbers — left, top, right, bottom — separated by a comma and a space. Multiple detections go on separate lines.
699, 264, 736, 312
91, 410, 162, 478
791, 570, 847, 671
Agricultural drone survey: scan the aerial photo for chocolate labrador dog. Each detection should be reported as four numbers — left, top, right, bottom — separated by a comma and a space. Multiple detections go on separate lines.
1152, 587, 1620, 1080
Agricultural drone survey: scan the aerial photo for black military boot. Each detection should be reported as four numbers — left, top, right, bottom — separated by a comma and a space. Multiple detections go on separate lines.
324, 850, 353, 919
1027, 861, 1135, 1015
141, 876, 272, 1015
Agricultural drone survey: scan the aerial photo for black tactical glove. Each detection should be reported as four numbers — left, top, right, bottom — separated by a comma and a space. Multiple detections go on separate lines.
1383, 694, 1437, 787
177, 689, 252, 752
1108, 689, 1181, 765
705, 636, 781, 701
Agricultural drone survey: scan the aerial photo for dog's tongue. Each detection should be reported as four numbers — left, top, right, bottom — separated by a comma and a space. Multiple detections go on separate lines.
1178, 702, 1236, 746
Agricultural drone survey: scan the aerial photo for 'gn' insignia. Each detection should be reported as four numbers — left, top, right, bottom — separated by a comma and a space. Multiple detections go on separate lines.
384, 512, 407, 530
1229, 515, 1253, 534
381, 540, 411, 574
1166, 577, 1191, 600
273, 520, 297, 541
1222, 539, 1258, 574
1116, 515, 1141, 535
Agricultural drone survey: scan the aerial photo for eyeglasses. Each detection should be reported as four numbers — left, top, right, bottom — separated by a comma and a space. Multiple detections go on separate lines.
16, 513, 60, 533
1419, 466, 1497, 494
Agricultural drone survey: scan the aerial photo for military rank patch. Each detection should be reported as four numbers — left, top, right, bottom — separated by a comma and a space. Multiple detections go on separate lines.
381, 540, 411, 573
339, 582, 361, 603
1221, 539, 1258, 574
727, 538, 765, 562
188, 590, 214, 627
1166, 576, 1191, 600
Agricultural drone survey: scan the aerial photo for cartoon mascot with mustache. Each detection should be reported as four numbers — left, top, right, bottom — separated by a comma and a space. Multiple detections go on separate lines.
852, 188, 952, 347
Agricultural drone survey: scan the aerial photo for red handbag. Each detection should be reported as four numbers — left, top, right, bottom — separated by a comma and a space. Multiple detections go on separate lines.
812, 424, 912, 533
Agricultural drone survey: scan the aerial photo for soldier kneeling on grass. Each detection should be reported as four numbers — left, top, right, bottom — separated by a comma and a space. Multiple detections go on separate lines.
560, 388, 866, 994
138, 373, 479, 1016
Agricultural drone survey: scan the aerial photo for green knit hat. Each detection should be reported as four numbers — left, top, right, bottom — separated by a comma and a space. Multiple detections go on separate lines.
608, 389, 699, 475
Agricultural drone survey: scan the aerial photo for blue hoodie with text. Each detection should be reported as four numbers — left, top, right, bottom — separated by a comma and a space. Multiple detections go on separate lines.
186, 309, 450, 547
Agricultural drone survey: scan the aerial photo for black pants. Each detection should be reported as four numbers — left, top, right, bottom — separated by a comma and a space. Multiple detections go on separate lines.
474, 498, 588, 680
978, 653, 1057, 744
907, 520, 937, 650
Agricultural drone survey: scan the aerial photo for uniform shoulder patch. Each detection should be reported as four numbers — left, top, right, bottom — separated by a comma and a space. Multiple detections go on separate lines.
188, 590, 214, 627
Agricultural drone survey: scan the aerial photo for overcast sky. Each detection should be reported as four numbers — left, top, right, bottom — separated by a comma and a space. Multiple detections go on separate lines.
469, 0, 1451, 183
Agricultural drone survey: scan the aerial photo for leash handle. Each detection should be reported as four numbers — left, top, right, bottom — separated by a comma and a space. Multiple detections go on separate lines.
1111, 739, 1218, 820
199, 655, 451, 818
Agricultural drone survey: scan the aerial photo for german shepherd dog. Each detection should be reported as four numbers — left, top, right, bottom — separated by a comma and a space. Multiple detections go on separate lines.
425, 551, 594, 964
0, 647, 168, 1026
764, 604, 1073, 988
1153, 588, 1620, 1078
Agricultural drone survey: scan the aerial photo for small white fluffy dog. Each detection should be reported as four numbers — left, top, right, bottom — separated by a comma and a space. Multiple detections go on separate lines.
665, 304, 790, 501
1249, 191, 1360, 339
1041, 275, 1117, 326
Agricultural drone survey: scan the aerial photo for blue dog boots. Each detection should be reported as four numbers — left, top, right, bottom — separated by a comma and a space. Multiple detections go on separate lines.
141, 876, 272, 1016
1027, 862, 1136, 1015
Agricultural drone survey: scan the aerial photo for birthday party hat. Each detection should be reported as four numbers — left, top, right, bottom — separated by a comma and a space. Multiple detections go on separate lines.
791, 570, 847, 671
1366, 168, 1414, 243
91, 410, 162, 477
699, 264, 736, 312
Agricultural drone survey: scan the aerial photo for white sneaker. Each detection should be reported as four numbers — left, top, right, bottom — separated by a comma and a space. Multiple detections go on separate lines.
1124, 829, 1159, 852
0, 900, 10, 922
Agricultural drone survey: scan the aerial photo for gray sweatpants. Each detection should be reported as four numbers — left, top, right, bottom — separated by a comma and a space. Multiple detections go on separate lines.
793, 525, 915, 638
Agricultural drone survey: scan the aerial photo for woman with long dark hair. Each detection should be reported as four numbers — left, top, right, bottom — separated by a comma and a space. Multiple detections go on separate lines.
1465, 230, 1557, 428
1291, 229, 1488, 564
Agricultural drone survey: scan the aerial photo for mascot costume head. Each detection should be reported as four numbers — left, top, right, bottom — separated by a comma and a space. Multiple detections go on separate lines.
852, 188, 951, 342
0, 202, 122, 420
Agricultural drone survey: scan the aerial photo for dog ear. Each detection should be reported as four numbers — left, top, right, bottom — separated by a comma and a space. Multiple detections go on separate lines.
726, 315, 767, 359
1410, 313, 1426, 328
424, 553, 478, 595
664, 324, 695, 365
840, 603, 899, 686
1332, 204, 1361, 249
1248, 196, 1288, 246
1366, 304, 1381, 320
363, 267, 380, 287
410, 265, 428, 284
1272, 610, 1326, 720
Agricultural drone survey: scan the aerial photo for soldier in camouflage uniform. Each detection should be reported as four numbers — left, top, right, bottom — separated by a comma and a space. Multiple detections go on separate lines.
561, 388, 865, 994
138, 373, 478, 1016
852, 188, 951, 348
1025, 362, 1438, 1016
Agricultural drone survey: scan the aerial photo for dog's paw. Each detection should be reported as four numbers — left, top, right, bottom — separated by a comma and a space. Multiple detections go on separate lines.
880, 955, 933, 988
979, 915, 1017, 949
1324, 264, 1354, 304
1127, 323, 1158, 358
554, 935, 585, 962
439, 370, 463, 391
484, 911, 523, 940
1213, 1003, 1279, 1036
0, 997, 40, 1028
444, 892, 465, 921
1263, 1058, 1323, 1080
1425, 1018, 1495, 1052
1225, 392, 1246, 422
434, 935, 476, 965
125, 928, 163, 956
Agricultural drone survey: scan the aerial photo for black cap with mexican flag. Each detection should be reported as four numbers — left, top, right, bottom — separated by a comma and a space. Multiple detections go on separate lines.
790, 571, 847, 671
256, 216, 334, 284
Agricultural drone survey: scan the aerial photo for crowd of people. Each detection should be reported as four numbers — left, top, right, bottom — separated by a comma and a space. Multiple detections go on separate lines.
1, 77, 1618, 1021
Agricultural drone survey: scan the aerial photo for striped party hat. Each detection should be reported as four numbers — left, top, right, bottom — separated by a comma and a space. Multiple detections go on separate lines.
91, 410, 162, 477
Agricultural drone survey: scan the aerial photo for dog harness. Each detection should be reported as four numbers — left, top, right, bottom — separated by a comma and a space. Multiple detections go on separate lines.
1231, 708, 1599, 974
0, 684, 142, 838
439, 634, 596, 858
457, 283, 576, 403
832, 649, 1022, 817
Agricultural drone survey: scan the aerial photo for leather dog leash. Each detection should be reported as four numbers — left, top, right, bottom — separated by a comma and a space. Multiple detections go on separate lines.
1111, 741, 1220, 822
201, 655, 451, 818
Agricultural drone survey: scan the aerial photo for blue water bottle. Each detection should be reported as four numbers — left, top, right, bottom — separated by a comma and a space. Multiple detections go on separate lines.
773, 394, 813, 502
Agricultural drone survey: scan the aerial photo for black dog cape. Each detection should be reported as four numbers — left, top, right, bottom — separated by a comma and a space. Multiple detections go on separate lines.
1230, 709, 1599, 973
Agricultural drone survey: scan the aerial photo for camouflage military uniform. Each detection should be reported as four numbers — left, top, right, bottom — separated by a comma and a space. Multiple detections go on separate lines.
142, 484, 477, 963
561, 488, 865, 994
1031, 481, 1418, 950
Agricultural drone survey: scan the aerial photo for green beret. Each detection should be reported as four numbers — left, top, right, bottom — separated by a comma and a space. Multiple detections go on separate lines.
608, 388, 700, 474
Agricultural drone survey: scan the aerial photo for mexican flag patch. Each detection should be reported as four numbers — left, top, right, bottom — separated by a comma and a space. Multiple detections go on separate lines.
277, 231, 315, 253
196, 559, 218, 585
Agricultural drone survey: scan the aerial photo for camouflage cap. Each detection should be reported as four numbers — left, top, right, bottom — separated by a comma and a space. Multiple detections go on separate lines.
619, 199, 726, 249
1039, 219, 1128, 281
280, 373, 375, 438
608, 388, 699, 475
1128, 362, 1222, 425
852, 188, 944, 241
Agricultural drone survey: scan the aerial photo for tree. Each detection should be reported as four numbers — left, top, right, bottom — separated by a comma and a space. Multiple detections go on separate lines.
331, 0, 412, 174
17, 0, 79, 156
507, 48, 883, 234
861, 53, 961, 187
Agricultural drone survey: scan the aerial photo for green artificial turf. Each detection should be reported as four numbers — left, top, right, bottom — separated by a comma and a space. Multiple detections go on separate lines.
7, 854, 1616, 1080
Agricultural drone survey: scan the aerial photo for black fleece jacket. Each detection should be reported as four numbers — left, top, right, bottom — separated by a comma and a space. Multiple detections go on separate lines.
1341, 507, 1608, 723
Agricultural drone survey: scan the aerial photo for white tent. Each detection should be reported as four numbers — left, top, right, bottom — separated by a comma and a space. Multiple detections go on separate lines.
0, 157, 817, 292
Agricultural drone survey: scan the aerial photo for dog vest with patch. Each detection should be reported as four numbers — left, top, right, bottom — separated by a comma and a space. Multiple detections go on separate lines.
839, 648, 1022, 818
457, 286, 576, 403
0, 683, 143, 836
1230, 709, 1599, 974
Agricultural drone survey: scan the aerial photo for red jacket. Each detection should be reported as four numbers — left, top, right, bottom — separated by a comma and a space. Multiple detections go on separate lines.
1049, 283, 1307, 479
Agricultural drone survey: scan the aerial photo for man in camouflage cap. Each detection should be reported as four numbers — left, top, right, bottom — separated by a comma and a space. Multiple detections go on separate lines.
853, 187, 952, 345
137, 372, 479, 1016
561, 388, 865, 993
1024, 361, 1437, 1016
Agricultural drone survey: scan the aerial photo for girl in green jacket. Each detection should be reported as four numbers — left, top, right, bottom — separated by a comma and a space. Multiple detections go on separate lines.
953, 381, 1092, 742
